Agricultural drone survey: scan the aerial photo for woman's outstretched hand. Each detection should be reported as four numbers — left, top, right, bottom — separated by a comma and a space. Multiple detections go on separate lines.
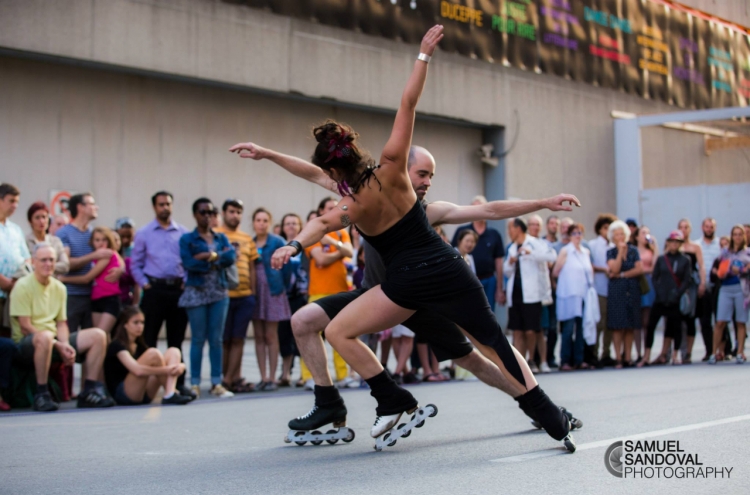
544, 194, 582, 212
420, 25, 444, 56
229, 142, 269, 160
271, 245, 297, 270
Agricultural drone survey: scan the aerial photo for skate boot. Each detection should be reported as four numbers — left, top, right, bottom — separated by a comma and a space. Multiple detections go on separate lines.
515, 386, 574, 447
530, 407, 583, 431
284, 386, 355, 446
365, 370, 438, 451
372, 404, 438, 451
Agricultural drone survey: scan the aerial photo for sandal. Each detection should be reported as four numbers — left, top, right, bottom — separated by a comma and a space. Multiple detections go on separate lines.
423, 373, 443, 382
231, 379, 256, 393
278, 378, 291, 387
560, 364, 574, 371
614, 361, 623, 369
650, 354, 668, 366
295, 379, 306, 388
682, 353, 692, 365
577, 363, 590, 370
636, 358, 650, 368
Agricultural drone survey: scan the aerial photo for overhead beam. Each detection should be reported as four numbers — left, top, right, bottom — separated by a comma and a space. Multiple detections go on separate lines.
636, 106, 750, 127
705, 135, 750, 155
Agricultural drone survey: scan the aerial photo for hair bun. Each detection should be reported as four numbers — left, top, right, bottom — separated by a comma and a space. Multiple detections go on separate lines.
313, 120, 358, 145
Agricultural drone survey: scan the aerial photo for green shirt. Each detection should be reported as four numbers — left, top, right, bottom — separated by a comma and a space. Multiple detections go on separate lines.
10, 274, 67, 343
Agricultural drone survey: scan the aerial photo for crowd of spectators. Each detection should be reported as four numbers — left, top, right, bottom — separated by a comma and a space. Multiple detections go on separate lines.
0, 181, 748, 413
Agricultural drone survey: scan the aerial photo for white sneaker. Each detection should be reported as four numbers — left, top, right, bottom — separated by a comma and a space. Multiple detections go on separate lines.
336, 377, 360, 389
304, 379, 315, 391
529, 362, 540, 374
371, 412, 402, 438
210, 384, 234, 398
540, 362, 551, 373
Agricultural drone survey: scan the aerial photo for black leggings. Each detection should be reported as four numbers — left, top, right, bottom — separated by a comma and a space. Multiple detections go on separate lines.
382, 259, 526, 388
646, 303, 682, 351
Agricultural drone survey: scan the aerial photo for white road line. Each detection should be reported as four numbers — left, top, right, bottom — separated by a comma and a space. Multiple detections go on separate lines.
490, 414, 750, 463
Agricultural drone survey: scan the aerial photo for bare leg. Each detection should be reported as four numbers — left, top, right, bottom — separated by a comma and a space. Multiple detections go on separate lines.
123, 348, 164, 401
391, 337, 402, 373
512, 330, 526, 361
264, 321, 280, 384
253, 320, 268, 382
536, 332, 548, 366
281, 355, 293, 382
32, 331, 55, 384
612, 330, 623, 366
623, 329, 634, 363
325, 288, 415, 380
452, 349, 518, 396
291, 304, 334, 386
417, 343, 435, 375
712, 321, 727, 356
76, 328, 108, 381
462, 331, 536, 396
737, 323, 747, 358
525, 331, 537, 362
380, 335, 392, 368
394, 337, 414, 375
95, 313, 117, 336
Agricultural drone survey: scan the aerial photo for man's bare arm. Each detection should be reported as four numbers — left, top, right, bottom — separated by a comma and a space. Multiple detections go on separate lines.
427, 194, 581, 226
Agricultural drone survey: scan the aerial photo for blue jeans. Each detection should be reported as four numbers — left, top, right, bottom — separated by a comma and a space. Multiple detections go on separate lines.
560, 317, 584, 367
187, 298, 230, 386
480, 275, 497, 312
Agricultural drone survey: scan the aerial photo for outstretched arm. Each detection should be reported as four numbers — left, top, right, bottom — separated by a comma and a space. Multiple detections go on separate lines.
427, 194, 581, 226
229, 142, 338, 194
380, 25, 443, 170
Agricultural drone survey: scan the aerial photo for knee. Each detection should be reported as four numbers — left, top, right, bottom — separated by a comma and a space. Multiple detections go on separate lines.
291, 307, 323, 338
32, 331, 55, 349
143, 347, 164, 365
453, 350, 478, 370
89, 328, 107, 347
165, 347, 182, 360
323, 324, 342, 345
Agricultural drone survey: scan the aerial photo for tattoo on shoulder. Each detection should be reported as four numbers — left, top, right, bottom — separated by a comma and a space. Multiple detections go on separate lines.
340, 215, 351, 227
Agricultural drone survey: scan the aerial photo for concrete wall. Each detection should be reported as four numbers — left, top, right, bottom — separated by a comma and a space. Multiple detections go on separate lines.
0, 56, 483, 230
1, 0, 747, 233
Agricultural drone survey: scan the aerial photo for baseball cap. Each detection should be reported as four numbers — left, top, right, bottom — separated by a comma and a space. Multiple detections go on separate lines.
115, 217, 135, 230
625, 218, 638, 227
667, 230, 684, 242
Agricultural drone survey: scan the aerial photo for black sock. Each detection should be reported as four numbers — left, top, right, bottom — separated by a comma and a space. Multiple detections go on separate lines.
314, 385, 342, 408
83, 379, 98, 393
365, 370, 417, 416
36, 383, 49, 395
515, 386, 569, 440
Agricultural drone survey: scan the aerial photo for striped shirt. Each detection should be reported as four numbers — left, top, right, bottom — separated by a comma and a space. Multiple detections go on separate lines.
57, 224, 93, 296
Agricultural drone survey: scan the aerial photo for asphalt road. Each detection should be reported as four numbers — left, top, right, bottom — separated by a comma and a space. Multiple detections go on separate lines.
2, 356, 748, 495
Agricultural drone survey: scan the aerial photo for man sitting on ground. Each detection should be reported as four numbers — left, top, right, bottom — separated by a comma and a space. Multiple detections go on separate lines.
10, 244, 114, 411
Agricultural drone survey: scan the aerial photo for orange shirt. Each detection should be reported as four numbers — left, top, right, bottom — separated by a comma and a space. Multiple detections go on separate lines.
305, 229, 351, 295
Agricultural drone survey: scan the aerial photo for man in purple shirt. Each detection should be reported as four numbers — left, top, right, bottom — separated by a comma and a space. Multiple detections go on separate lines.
131, 191, 193, 399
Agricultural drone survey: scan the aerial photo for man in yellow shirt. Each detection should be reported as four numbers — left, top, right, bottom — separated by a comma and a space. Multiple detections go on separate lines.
11, 244, 113, 411
217, 199, 260, 393
301, 197, 354, 388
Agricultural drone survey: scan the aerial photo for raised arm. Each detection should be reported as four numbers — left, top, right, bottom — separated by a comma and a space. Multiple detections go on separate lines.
427, 194, 581, 225
380, 25, 443, 170
229, 142, 339, 194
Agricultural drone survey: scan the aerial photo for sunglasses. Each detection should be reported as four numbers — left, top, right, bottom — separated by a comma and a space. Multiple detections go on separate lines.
198, 209, 218, 217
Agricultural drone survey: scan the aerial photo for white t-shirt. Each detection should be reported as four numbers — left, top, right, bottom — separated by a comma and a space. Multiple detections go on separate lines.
695, 236, 721, 287
588, 235, 612, 297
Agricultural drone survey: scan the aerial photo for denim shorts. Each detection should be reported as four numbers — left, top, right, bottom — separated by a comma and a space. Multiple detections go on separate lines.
114, 381, 151, 406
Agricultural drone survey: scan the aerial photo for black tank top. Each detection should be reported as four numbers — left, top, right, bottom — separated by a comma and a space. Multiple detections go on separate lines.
358, 199, 459, 273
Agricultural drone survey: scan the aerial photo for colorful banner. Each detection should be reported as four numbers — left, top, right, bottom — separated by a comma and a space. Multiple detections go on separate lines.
226, 0, 749, 108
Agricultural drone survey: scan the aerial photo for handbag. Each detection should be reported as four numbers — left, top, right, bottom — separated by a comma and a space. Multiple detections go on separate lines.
638, 274, 650, 295
225, 263, 240, 290
664, 255, 695, 316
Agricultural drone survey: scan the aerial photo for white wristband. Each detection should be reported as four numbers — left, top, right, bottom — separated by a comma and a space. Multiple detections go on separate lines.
417, 53, 431, 63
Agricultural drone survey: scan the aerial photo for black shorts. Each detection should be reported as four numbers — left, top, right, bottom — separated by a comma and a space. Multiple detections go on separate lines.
508, 302, 543, 332
313, 289, 473, 362
91, 295, 121, 317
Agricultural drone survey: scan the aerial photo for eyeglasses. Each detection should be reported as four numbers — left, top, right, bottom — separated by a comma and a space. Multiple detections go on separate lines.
570, 231, 582, 237
198, 209, 218, 217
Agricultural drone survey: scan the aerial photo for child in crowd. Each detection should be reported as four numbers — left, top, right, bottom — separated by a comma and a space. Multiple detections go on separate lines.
60, 226, 124, 334
104, 306, 192, 405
